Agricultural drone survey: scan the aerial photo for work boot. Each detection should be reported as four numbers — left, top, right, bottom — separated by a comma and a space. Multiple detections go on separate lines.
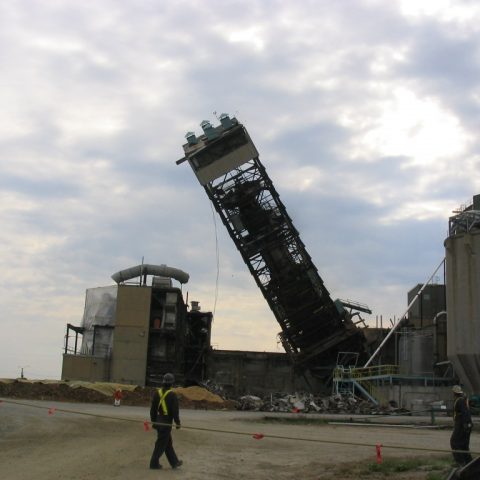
150, 464, 162, 470
172, 460, 183, 469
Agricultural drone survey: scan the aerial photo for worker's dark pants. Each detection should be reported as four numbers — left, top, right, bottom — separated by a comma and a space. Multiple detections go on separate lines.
451, 426, 473, 466
150, 426, 179, 468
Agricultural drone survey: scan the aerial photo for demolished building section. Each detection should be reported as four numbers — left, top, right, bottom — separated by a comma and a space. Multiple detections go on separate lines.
177, 115, 369, 378
60, 108, 480, 408
62, 266, 310, 393
63, 266, 212, 386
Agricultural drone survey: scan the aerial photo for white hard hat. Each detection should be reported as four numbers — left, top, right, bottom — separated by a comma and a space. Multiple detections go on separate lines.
452, 385, 463, 394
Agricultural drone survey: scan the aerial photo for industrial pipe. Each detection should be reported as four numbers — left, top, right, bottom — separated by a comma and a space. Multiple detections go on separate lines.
364, 258, 445, 368
432, 310, 447, 367
111, 264, 190, 284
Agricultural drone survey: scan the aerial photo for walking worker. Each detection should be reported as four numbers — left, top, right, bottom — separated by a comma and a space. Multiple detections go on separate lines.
450, 384, 473, 466
149, 373, 183, 470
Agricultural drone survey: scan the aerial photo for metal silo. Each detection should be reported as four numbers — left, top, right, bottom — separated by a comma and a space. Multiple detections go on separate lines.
445, 194, 480, 394
399, 329, 434, 376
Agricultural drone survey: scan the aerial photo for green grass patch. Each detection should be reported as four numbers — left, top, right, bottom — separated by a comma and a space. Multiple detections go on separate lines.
362, 455, 452, 476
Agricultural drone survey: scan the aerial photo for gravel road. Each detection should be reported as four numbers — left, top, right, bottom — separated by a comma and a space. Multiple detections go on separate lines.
1, 398, 476, 479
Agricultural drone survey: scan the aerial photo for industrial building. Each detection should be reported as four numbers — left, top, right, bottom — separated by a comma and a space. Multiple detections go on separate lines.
62, 264, 212, 387
62, 114, 480, 409
62, 265, 309, 394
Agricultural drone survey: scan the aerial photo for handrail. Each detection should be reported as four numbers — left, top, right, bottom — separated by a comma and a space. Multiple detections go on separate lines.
333, 364, 399, 380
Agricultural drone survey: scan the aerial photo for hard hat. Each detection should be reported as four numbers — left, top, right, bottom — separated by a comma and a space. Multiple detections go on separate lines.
452, 385, 463, 394
163, 373, 175, 384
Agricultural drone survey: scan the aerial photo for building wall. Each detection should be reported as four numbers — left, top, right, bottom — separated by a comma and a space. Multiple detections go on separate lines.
61, 354, 109, 382
207, 349, 313, 396
407, 284, 446, 329
110, 285, 151, 385
398, 329, 434, 376
363, 328, 396, 365
445, 230, 480, 394
376, 384, 454, 411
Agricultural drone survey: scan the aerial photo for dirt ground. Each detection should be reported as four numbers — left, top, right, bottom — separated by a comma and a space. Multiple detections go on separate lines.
1, 397, 476, 480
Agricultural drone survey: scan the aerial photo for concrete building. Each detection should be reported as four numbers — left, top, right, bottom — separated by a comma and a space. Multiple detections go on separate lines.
62, 265, 312, 393
407, 284, 446, 329
62, 265, 212, 386
445, 194, 480, 395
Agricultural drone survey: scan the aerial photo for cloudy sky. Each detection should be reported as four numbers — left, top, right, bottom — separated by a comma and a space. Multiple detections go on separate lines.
1, 0, 479, 380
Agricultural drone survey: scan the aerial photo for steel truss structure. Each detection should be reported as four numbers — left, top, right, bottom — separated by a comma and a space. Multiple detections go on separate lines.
179, 117, 367, 377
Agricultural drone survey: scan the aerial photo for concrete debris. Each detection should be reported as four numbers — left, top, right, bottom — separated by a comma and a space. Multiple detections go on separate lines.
0, 379, 416, 415
199, 380, 226, 398
236, 391, 411, 415
237, 395, 263, 411
198, 380, 410, 415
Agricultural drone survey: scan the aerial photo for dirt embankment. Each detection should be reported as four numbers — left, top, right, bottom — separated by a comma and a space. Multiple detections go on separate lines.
0, 379, 236, 410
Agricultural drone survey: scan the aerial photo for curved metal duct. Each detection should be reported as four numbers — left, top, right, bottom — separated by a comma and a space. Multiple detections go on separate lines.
111, 264, 189, 284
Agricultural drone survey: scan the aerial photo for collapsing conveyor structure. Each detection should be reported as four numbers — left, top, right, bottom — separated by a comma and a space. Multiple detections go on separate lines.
177, 115, 368, 378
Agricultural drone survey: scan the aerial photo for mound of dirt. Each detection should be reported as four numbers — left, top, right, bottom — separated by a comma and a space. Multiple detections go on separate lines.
174, 386, 237, 410
0, 379, 235, 410
0, 380, 108, 403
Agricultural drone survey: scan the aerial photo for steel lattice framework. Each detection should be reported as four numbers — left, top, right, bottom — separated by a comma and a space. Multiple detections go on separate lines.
178, 117, 367, 376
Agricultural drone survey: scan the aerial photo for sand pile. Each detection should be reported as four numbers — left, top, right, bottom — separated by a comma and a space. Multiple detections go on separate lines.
173, 386, 234, 409
0, 379, 234, 410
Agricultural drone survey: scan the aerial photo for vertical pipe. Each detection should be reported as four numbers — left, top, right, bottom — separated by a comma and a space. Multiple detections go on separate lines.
64, 325, 69, 355
74, 331, 78, 354
92, 326, 96, 356
420, 290, 423, 329
443, 260, 447, 310
394, 331, 398, 368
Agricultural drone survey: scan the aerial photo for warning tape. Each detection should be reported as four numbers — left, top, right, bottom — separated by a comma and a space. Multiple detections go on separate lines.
0, 397, 477, 459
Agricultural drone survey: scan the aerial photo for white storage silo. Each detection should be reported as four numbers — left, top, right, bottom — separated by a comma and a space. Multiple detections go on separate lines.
445, 195, 480, 394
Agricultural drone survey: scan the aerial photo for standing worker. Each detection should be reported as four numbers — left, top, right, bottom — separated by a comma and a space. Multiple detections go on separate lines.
451, 385, 473, 466
113, 388, 122, 407
149, 373, 183, 470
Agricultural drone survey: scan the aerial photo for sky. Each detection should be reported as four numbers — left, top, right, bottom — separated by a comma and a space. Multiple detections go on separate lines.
1, 0, 479, 380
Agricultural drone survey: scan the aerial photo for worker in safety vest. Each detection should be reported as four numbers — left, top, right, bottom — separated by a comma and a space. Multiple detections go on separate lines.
149, 372, 182, 470
450, 384, 473, 466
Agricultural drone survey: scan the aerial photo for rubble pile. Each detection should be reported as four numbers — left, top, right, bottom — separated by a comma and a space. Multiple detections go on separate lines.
237, 392, 408, 415
0, 379, 409, 415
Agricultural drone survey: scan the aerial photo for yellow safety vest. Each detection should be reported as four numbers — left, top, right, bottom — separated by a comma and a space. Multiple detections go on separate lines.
158, 388, 172, 415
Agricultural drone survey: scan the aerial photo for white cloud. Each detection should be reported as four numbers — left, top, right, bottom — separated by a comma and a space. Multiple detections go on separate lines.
353, 87, 470, 164
217, 25, 266, 52
399, 0, 480, 24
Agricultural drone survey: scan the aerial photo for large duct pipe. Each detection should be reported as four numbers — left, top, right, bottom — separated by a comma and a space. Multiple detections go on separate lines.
364, 258, 445, 368
111, 264, 190, 284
